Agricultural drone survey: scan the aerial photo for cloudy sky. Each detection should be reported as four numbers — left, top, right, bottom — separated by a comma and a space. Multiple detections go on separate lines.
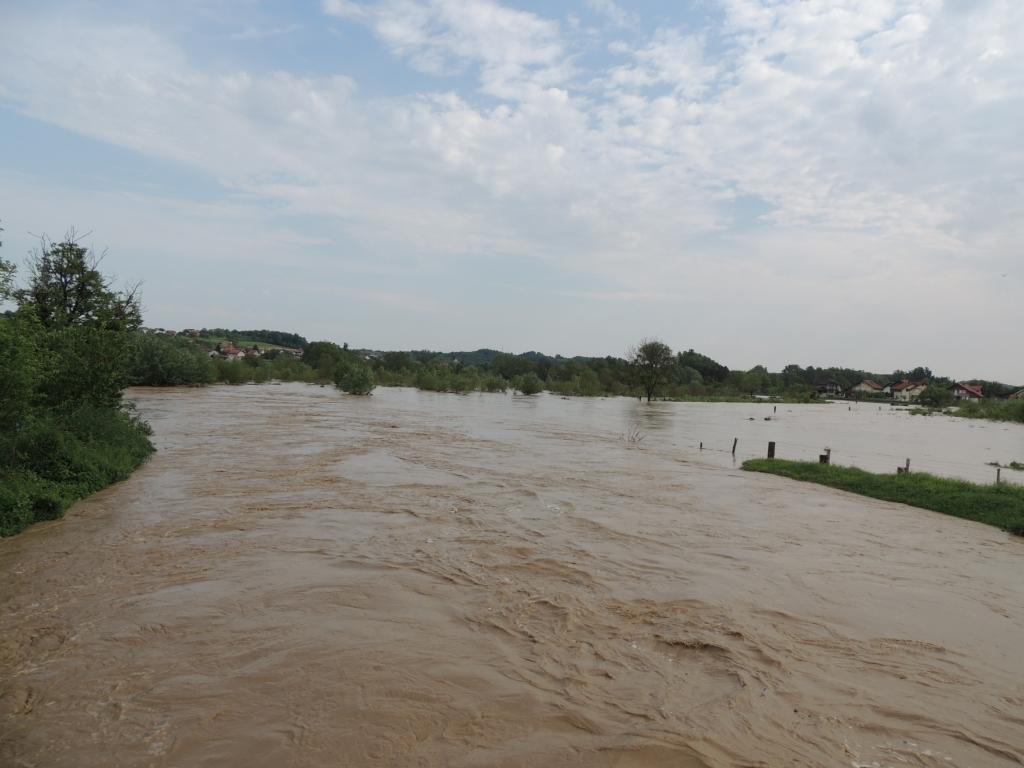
0, 0, 1021, 381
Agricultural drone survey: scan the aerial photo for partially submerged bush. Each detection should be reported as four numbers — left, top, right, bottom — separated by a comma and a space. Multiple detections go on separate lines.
513, 372, 544, 395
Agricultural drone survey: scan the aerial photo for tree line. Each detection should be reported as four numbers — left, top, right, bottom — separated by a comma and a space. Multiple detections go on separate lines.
121, 330, 1021, 405
196, 328, 308, 349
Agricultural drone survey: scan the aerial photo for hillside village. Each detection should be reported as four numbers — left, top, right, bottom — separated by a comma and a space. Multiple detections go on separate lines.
841, 378, 1024, 402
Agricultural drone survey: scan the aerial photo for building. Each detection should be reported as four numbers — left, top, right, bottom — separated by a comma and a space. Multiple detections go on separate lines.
892, 379, 928, 402
815, 380, 844, 397
1008, 389, 1024, 400
950, 382, 983, 401
851, 379, 884, 395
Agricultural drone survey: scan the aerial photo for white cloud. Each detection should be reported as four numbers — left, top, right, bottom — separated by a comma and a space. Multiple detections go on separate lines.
0, 0, 1022, 378
585, 0, 638, 29
229, 23, 302, 41
323, 0, 570, 97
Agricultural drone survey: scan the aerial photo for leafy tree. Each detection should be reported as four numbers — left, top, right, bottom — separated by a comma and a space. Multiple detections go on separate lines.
514, 372, 544, 395
678, 349, 729, 383
335, 361, 375, 395
2, 229, 153, 536
0, 221, 15, 302
18, 233, 141, 330
380, 351, 412, 372
128, 333, 215, 386
491, 352, 536, 380
628, 338, 673, 402
303, 341, 349, 380
918, 384, 954, 408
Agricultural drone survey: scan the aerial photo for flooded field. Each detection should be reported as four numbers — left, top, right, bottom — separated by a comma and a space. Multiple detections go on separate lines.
2, 384, 1023, 767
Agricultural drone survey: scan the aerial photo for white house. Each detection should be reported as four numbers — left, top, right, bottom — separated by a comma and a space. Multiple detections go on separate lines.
892, 380, 928, 401
851, 379, 883, 395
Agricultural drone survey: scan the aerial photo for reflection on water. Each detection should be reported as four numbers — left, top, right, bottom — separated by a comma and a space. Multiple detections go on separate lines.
1, 384, 1022, 768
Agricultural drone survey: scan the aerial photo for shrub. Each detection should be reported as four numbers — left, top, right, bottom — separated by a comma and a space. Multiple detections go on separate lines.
335, 362, 375, 395
514, 372, 544, 395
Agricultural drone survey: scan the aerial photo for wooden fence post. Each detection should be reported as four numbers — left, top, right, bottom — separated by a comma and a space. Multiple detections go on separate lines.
732, 437, 738, 456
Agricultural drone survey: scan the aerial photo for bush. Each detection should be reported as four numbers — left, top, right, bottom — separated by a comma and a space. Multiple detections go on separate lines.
0, 407, 153, 536
128, 333, 215, 386
918, 384, 954, 408
514, 372, 544, 395
335, 362, 375, 395
480, 375, 508, 393
956, 398, 1024, 424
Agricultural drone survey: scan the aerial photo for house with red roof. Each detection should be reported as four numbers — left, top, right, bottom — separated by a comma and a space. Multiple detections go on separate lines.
950, 382, 983, 401
892, 379, 928, 402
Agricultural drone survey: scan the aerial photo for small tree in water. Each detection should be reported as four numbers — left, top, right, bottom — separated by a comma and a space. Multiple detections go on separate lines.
334, 361, 375, 395
628, 338, 673, 402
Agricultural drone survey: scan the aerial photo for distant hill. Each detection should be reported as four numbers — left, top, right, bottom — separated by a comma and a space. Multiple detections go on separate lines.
199, 328, 307, 350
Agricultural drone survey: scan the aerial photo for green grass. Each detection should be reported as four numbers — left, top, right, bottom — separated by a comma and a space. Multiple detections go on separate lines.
742, 459, 1024, 536
197, 335, 299, 353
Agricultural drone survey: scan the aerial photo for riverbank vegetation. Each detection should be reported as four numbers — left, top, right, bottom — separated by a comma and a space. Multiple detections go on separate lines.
1, 231, 154, 536
911, 398, 1024, 424
742, 459, 1024, 535
121, 329, 1023, 410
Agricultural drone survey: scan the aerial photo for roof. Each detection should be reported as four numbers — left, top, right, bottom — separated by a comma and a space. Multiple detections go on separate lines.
952, 382, 983, 398
857, 379, 883, 390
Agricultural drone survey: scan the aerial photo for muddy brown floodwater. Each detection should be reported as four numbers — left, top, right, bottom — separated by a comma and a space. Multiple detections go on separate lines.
2, 384, 1023, 767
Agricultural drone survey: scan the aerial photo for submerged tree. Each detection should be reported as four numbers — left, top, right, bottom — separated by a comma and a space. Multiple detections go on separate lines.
628, 338, 674, 402
334, 361, 375, 395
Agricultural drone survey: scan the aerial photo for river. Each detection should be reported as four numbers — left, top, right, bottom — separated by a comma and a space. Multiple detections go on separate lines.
2, 384, 1022, 767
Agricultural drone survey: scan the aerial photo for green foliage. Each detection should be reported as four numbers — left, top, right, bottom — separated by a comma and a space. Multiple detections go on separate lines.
303, 341, 351, 381
128, 333, 216, 386
0, 220, 13, 301
334, 361, 375, 395
18, 235, 141, 331
678, 349, 729, 383
917, 384, 954, 408
480, 374, 508, 393
955, 398, 1024, 424
199, 328, 307, 349
0, 260, 14, 301
628, 338, 674, 402
743, 459, 1024, 535
0, 405, 154, 536
0, 314, 41, 437
513, 372, 544, 395
1, 231, 154, 536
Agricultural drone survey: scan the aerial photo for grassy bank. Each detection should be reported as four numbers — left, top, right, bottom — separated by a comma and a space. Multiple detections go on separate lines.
742, 459, 1024, 535
1, 407, 154, 536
